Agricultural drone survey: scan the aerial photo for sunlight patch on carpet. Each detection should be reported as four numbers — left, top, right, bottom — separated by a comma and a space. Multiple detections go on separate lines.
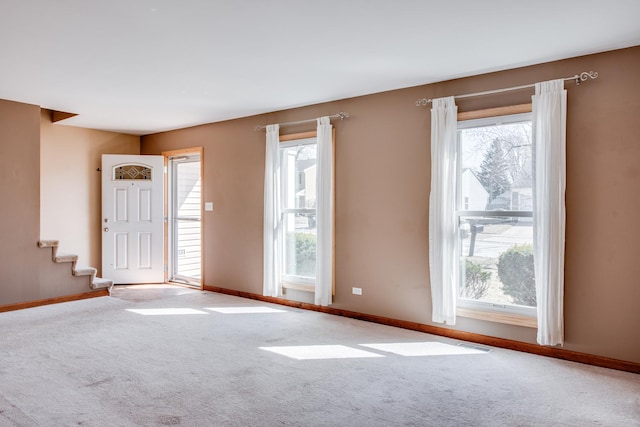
126, 308, 209, 316
260, 345, 385, 360
120, 284, 192, 290
206, 307, 287, 314
360, 342, 487, 356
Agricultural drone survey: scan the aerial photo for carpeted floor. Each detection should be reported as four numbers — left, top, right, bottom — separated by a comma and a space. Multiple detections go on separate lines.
0, 285, 638, 426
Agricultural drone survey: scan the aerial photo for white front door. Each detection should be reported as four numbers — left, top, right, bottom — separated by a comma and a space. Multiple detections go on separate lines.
102, 154, 164, 284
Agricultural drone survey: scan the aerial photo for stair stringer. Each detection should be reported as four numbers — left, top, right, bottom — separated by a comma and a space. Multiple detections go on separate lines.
37, 240, 113, 294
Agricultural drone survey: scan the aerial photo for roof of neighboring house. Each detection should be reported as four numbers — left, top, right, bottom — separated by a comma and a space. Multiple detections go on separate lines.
462, 168, 488, 193
296, 159, 316, 172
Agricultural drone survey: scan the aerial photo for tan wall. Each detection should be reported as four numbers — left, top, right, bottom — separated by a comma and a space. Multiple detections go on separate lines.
0, 100, 98, 305
0, 99, 42, 304
40, 112, 140, 273
141, 46, 640, 363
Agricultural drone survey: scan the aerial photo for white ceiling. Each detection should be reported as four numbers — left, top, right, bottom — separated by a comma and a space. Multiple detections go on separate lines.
1, 1, 639, 135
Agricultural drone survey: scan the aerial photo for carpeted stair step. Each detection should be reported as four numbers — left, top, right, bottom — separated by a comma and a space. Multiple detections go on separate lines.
73, 266, 97, 281
74, 266, 112, 291
37, 240, 59, 249
53, 252, 79, 263
91, 277, 113, 290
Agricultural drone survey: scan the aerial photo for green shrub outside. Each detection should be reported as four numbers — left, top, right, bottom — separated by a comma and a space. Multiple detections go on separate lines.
460, 260, 491, 299
285, 232, 316, 277
497, 244, 536, 306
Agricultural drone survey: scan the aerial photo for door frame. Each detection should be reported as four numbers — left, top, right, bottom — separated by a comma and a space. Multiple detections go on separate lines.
162, 147, 204, 290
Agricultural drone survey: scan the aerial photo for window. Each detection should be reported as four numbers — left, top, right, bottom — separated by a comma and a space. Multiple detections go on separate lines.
113, 164, 151, 180
264, 120, 334, 306
280, 137, 317, 285
457, 113, 535, 317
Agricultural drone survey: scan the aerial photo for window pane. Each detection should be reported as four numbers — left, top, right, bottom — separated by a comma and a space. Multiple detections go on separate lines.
176, 161, 201, 219
460, 122, 532, 211
283, 212, 316, 279
175, 219, 201, 279
282, 144, 317, 210
459, 216, 535, 308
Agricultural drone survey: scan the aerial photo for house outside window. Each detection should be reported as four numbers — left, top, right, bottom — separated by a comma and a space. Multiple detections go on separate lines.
457, 113, 536, 316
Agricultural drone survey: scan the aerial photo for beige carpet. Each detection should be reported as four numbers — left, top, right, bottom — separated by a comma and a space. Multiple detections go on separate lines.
0, 285, 638, 426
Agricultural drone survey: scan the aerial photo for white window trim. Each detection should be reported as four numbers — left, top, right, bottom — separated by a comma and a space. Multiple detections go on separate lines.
279, 137, 316, 149
455, 112, 537, 324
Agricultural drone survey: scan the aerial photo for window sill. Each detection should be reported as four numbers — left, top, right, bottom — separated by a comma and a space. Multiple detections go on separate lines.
282, 281, 315, 293
457, 307, 537, 328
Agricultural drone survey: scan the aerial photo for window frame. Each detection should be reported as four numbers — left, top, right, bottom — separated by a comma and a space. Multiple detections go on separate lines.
455, 111, 537, 323
279, 136, 318, 287
277, 130, 336, 295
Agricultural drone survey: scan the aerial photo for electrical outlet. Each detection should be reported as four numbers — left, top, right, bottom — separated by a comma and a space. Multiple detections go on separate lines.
352, 287, 362, 295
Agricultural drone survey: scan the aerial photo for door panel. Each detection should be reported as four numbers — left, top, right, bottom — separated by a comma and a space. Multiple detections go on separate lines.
115, 188, 128, 221
102, 154, 164, 284
139, 189, 152, 222
114, 233, 128, 269
138, 232, 152, 269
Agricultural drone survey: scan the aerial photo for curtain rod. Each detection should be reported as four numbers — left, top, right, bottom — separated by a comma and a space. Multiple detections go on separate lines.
415, 71, 598, 107
255, 112, 349, 131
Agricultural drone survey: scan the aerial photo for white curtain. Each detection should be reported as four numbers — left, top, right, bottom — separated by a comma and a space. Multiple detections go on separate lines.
429, 96, 458, 324
532, 80, 567, 346
263, 124, 282, 297
315, 117, 334, 306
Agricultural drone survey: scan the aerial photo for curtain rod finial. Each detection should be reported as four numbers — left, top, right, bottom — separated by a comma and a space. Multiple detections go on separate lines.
575, 71, 599, 85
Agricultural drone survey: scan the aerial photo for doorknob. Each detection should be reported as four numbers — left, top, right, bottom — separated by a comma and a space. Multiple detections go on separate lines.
104, 227, 109, 232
